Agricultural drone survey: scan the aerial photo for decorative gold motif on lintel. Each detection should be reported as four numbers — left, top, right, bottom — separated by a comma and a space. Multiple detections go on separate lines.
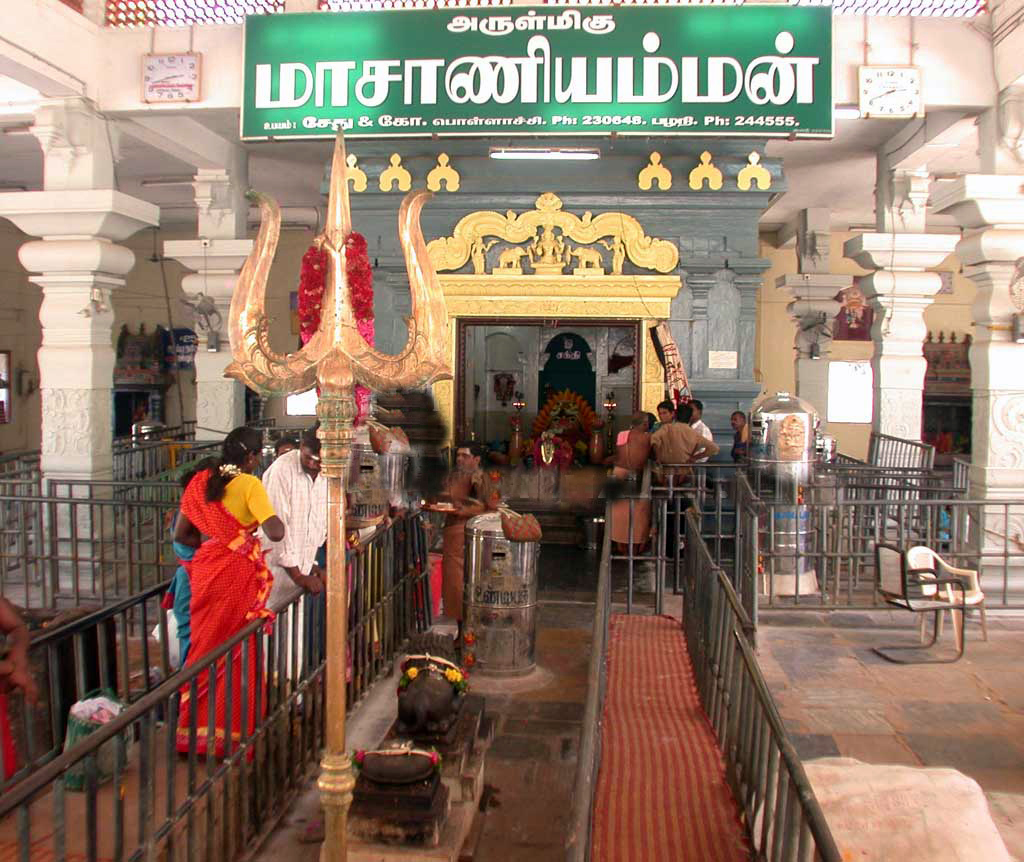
345, 154, 368, 193
738, 151, 772, 191
689, 152, 723, 191
380, 154, 412, 192
427, 154, 460, 192
427, 192, 679, 277
638, 152, 672, 191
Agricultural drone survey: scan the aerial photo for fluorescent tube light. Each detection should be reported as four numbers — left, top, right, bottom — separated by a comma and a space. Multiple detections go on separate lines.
834, 106, 862, 120
489, 147, 601, 161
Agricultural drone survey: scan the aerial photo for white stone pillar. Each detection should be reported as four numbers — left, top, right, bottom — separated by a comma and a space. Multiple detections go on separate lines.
163, 240, 252, 435
934, 177, 1024, 588
0, 193, 159, 479
164, 166, 252, 437
844, 233, 958, 440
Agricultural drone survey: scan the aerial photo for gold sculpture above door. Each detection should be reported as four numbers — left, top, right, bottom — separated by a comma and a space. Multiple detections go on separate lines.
427, 192, 679, 277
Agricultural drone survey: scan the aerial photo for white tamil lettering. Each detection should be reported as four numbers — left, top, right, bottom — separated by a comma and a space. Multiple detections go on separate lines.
446, 15, 476, 33
314, 61, 355, 107
356, 61, 402, 107
616, 33, 677, 103
582, 14, 615, 35
680, 57, 743, 103
518, 35, 551, 103
404, 59, 444, 105
255, 63, 313, 109
555, 56, 613, 103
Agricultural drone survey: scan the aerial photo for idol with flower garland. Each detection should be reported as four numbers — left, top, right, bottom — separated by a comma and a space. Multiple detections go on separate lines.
396, 653, 468, 742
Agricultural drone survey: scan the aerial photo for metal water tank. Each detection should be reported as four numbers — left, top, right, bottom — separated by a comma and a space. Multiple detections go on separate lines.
463, 512, 539, 676
347, 444, 390, 528
748, 392, 819, 597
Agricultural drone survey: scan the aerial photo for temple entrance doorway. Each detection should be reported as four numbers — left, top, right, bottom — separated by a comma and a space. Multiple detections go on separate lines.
457, 319, 639, 462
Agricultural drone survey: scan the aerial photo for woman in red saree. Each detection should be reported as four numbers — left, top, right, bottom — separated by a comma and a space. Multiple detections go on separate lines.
173, 427, 285, 757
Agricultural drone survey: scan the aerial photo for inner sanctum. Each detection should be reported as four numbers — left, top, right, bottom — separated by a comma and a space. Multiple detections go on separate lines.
427, 190, 687, 467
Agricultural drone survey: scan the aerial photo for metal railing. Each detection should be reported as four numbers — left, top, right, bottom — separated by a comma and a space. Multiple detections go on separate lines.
953, 456, 970, 494
605, 462, 746, 615
571, 491, 840, 861
0, 513, 432, 861
868, 431, 935, 471
566, 500, 613, 862
679, 510, 841, 862
1, 582, 172, 794
736, 472, 1024, 612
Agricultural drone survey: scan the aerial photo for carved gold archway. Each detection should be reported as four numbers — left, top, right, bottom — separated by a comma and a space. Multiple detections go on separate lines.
426, 193, 683, 442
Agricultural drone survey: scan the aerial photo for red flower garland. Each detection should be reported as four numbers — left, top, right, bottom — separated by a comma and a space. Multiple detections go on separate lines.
296, 232, 376, 422
297, 232, 375, 345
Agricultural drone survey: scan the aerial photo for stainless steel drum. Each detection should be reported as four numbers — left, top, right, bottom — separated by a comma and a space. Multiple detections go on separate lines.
347, 443, 391, 528
463, 512, 539, 676
377, 448, 409, 509
748, 392, 820, 597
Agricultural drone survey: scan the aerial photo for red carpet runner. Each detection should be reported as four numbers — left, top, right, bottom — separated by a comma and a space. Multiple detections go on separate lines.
591, 614, 749, 862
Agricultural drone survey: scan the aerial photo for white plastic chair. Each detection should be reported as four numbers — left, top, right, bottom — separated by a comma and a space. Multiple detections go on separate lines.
905, 546, 987, 644
873, 543, 966, 663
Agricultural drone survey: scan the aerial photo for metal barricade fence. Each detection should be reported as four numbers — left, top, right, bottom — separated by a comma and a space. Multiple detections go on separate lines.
735, 471, 1024, 611
605, 462, 746, 615
680, 510, 841, 862
0, 513, 432, 862
1, 582, 172, 794
953, 456, 971, 494
868, 431, 935, 470
0, 490, 179, 610
566, 499, 613, 862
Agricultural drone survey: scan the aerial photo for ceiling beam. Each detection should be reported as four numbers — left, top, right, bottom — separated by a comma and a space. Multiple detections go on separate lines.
116, 116, 241, 172
880, 110, 977, 173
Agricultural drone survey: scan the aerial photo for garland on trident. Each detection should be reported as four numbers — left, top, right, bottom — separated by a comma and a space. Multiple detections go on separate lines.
297, 232, 376, 421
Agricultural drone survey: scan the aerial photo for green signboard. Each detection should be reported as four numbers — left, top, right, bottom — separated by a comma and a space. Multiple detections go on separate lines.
241, 6, 832, 141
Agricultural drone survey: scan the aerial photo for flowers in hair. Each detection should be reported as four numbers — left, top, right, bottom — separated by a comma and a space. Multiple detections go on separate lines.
219, 463, 242, 478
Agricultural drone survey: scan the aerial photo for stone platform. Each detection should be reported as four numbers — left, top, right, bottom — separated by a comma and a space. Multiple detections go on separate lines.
348, 695, 495, 860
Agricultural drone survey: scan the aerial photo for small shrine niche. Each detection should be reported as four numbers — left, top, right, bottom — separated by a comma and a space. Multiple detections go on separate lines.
113, 324, 198, 436
922, 330, 972, 465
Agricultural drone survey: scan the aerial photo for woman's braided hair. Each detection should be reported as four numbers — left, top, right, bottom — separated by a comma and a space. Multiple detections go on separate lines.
200, 426, 263, 502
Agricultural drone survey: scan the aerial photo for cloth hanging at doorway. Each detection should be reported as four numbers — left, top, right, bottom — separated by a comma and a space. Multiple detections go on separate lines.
650, 321, 690, 404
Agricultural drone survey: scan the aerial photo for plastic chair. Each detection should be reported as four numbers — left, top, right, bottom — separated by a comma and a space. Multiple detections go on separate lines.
873, 543, 967, 663
905, 545, 987, 644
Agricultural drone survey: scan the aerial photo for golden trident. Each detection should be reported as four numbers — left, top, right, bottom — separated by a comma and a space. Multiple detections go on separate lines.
225, 130, 451, 861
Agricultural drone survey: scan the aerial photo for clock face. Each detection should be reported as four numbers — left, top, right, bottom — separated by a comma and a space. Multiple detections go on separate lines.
142, 53, 201, 104
858, 66, 922, 118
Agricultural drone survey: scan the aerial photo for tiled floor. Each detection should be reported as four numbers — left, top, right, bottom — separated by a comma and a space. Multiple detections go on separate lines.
757, 609, 1024, 860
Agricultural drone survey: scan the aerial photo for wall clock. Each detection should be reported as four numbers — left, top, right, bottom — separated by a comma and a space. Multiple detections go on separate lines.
858, 66, 922, 118
142, 53, 202, 104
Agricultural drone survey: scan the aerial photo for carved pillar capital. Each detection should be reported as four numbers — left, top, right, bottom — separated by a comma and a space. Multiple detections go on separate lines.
0, 190, 158, 480
30, 97, 121, 192
842, 232, 957, 441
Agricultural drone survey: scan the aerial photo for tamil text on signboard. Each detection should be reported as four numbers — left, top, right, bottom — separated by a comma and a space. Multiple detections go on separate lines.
241, 6, 832, 140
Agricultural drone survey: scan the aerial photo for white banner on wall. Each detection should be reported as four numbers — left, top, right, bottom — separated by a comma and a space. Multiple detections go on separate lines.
827, 361, 873, 424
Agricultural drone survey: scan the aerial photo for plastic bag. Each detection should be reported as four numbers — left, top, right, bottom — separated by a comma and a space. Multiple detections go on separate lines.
63, 689, 131, 791
151, 614, 180, 668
